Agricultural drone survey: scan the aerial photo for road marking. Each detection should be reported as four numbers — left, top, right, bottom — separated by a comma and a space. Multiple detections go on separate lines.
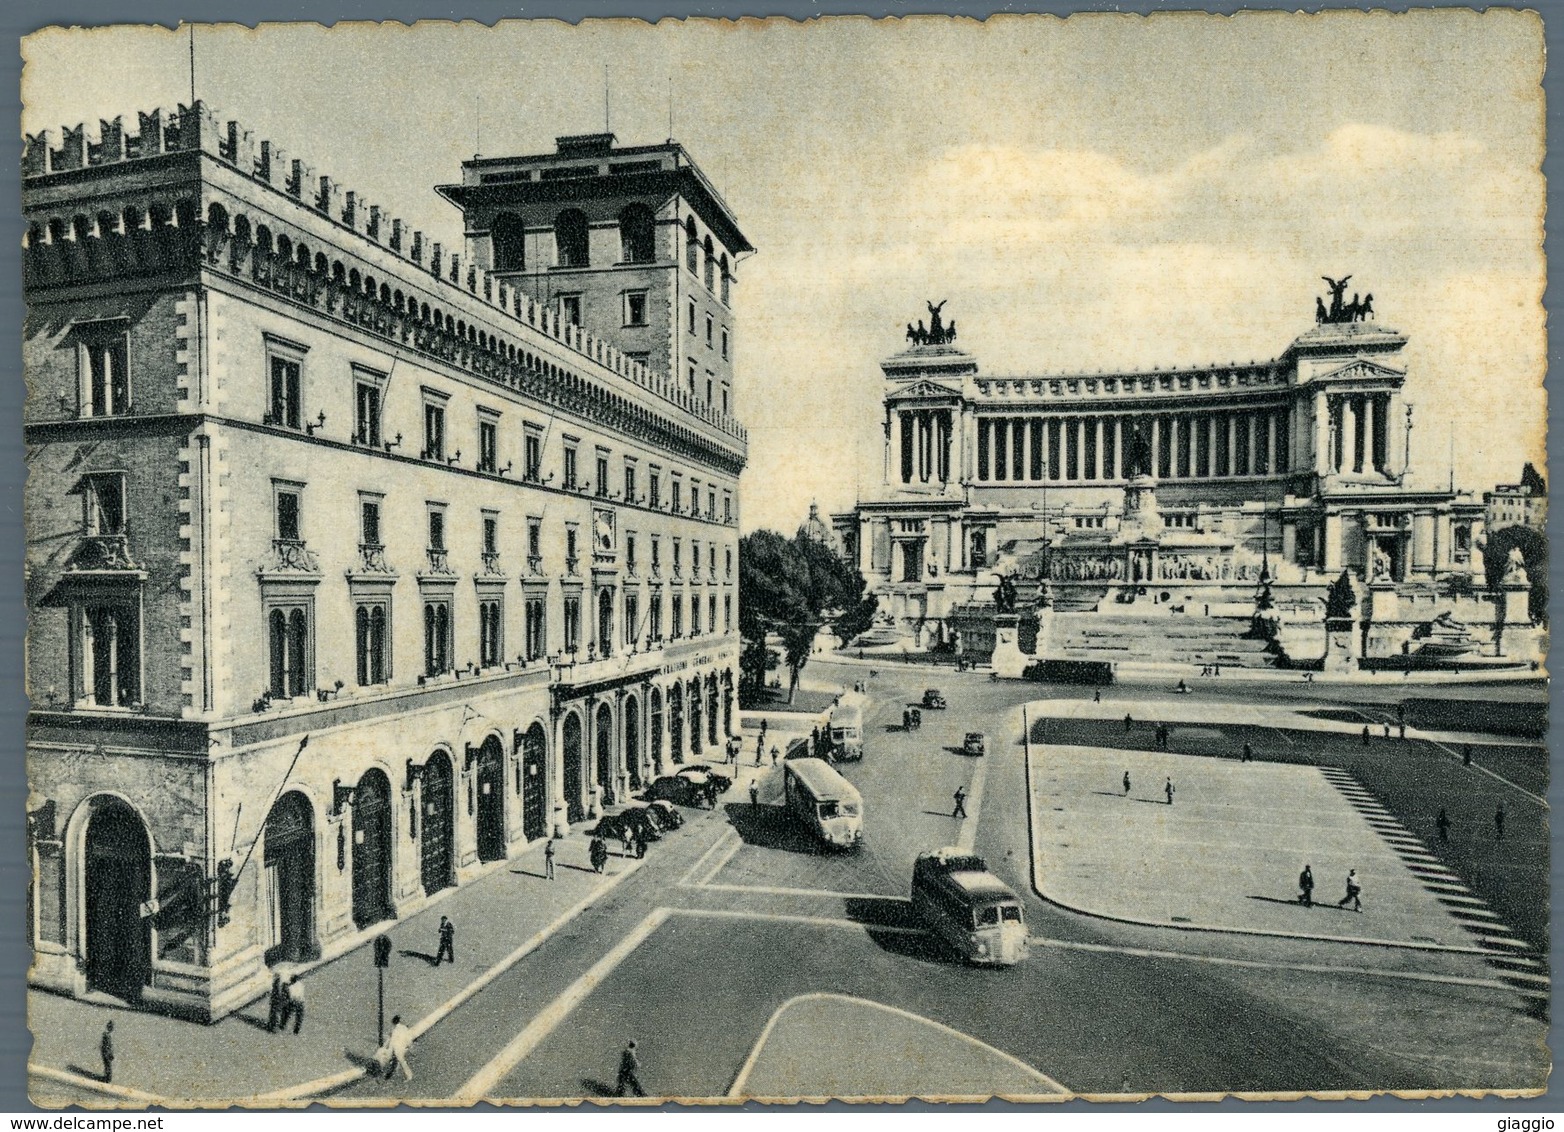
956, 735, 990, 853
694, 829, 744, 887
28, 1064, 167, 1104
454, 907, 672, 1103
684, 881, 895, 902
680, 825, 739, 886
674, 905, 925, 936
1028, 936, 1532, 992
259, 857, 647, 1104
728, 992, 1070, 1099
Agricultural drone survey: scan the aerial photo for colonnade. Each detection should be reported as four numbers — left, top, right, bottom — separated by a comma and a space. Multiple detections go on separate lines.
973, 407, 1291, 483
888, 408, 954, 485
1319, 392, 1393, 476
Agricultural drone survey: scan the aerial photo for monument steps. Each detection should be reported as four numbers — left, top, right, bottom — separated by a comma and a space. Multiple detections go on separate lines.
1049, 613, 1280, 668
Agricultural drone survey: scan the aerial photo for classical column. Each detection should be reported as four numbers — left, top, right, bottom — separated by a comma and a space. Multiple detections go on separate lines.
1208, 413, 1219, 477
883, 413, 892, 484
1266, 412, 1277, 475
889, 410, 903, 484
976, 417, 989, 481
1342, 397, 1358, 474
1314, 389, 1330, 475
963, 409, 977, 483
1412, 511, 1435, 576
1021, 418, 1033, 482
1323, 512, 1343, 571
1149, 415, 1160, 478
1244, 413, 1256, 475
550, 710, 569, 836
1071, 417, 1083, 481
1094, 417, 1105, 480
1112, 416, 1123, 479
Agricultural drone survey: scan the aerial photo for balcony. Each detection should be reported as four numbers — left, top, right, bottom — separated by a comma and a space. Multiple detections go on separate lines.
358, 542, 392, 573
65, 532, 143, 573
565, 556, 580, 577
425, 547, 455, 575
480, 550, 504, 576
527, 554, 544, 576
269, 538, 320, 573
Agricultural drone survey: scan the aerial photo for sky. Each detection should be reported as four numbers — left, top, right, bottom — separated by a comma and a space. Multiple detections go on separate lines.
21, 13, 1547, 535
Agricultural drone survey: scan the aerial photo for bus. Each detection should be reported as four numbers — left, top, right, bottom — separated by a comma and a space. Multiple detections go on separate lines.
782, 758, 863, 849
910, 848, 1029, 966
827, 695, 865, 762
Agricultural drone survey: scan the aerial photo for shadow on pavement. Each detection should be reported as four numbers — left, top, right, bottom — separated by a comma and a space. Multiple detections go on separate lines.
399, 949, 440, 967
722, 802, 827, 854
65, 1064, 108, 1084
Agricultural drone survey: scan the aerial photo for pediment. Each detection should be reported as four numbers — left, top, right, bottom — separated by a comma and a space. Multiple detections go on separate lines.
888, 379, 962, 402
1318, 356, 1406, 383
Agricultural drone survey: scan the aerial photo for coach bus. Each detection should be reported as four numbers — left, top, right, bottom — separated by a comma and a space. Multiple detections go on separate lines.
783, 758, 863, 849
828, 695, 865, 762
910, 848, 1029, 966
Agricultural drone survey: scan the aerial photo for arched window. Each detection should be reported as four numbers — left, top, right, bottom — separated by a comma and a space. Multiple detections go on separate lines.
287, 610, 308, 697
685, 216, 698, 272
703, 235, 715, 291
554, 209, 589, 268
720, 253, 730, 303
122, 206, 142, 233
269, 610, 286, 696
233, 215, 251, 246
149, 202, 173, 228
206, 203, 229, 233
71, 215, 91, 241
492, 212, 526, 272
618, 203, 655, 264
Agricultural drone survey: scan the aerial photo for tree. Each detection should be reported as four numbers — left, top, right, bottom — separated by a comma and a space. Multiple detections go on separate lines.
1324, 570, 1357, 620
1483, 524, 1548, 624
1521, 462, 1547, 498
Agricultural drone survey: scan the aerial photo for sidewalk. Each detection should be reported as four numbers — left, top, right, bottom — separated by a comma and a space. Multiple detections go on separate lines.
28, 831, 649, 1106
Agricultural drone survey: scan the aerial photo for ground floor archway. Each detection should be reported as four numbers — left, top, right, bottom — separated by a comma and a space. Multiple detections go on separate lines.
352, 769, 394, 929
475, 736, 506, 862
420, 752, 454, 895
625, 695, 642, 788
83, 797, 151, 1001
563, 713, 585, 823
520, 723, 548, 842
263, 791, 316, 965
595, 702, 615, 805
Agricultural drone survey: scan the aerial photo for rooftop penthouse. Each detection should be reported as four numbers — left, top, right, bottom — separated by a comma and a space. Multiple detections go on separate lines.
22, 101, 747, 456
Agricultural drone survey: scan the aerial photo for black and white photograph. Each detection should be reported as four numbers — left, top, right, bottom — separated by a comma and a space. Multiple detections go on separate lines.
16, 11, 1549, 1107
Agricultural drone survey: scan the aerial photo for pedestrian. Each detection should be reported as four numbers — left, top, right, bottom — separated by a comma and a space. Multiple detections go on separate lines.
617, 1039, 647, 1098
634, 828, 647, 859
1298, 864, 1314, 907
100, 1021, 114, 1084
1396, 703, 1405, 722
1093, 688, 1101, 704
759, 720, 767, 742
436, 915, 455, 965
770, 745, 779, 766
1495, 802, 1506, 842
1337, 869, 1362, 912
1241, 741, 1253, 763
543, 836, 557, 880
812, 726, 821, 752
755, 739, 763, 767
705, 780, 719, 809
267, 970, 284, 1032
1122, 771, 1131, 796
384, 1015, 414, 1081
1361, 725, 1371, 747
1382, 723, 1391, 740
1213, 665, 1221, 677
1177, 679, 1189, 694
1398, 722, 1406, 740
1124, 712, 1133, 733
590, 836, 608, 874
620, 825, 634, 855
1164, 777, 1175, 806
285, 975, 305, 1034
903, 708, 911, 731
952, 785, 968, 819
1436, 808, 1450, 842
1463, 745, 1473, 767
749, 781, 759, 808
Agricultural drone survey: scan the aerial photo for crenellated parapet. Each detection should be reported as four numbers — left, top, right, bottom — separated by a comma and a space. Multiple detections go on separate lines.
23, 101, 748, 450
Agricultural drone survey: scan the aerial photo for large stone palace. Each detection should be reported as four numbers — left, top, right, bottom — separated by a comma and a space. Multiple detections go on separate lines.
833, 297, 1536, 669
22, 104, 747, 1019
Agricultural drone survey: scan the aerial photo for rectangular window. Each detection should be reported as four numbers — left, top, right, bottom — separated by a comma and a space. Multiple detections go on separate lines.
705, 315, 714, 347
673, 538, 682, 576
428, 507, 446, 550
478, 599, 503, 667
626, 534, 638, 573
355, 602, 389, 686
77, 602, 141, 708
625, 593, 639, 647
709, 544, 717, 576
651, 536, 662, 572
724, 495, 732, 524
275, 488, 301, 542
559, 294, 582, 327
691, 591, 701, 636
423, 401, 446, 461
624, 463, 637, 503
423, 600, 452, 676
650, 592, 663, 639
706, 373, 713, 404
649, 472, 661, 510
691, 480, 701, 516
708, 488, 717, 521
564, 595, 581, 653
268, 602, 313, 698
623, 291, 648, 327
721, 328, 729, 360
721, 386, 729, 415
483, 513, 498, 555
525, 597, 547, 660
360, 496, 382, 546
79, 323, 129, 417
564, 445, 578, 489
687, 360, 696, 394
671, 591, 684, 638
725, 547, 733, 577
524, 429, 542, 482
688, 300, 696, 334
478, 417, 498, 473
672, 480, 683, 514
596, 453, 609, 498
269, 354, 302, 430
724, 593, 732, 632
84, 473, 126, 536
710, 594, 718, 636
528, 517, 542, 562
355, 381, 382, 447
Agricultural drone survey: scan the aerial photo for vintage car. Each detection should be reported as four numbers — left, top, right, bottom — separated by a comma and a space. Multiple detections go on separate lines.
647, 799, 685, 830
963, 732, 988, 757
921, 688, 948, 710
676, 764, 734, 793
644, 775, 704, 807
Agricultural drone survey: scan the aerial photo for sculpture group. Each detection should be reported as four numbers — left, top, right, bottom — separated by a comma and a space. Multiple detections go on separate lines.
1316, 275, 1375, 324
907, 299, 958, 346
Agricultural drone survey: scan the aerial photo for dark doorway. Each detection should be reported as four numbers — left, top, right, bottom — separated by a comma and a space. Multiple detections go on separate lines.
722, 672, 734, 737
650, 688, 664, 775
563, 713, 585, 823
595, 703, 615, 805
352, 769, 393, 929
476, 736, 505, 862
706, 674, 720, 748
420, 752, 454, 896
689, 681, 704, 758
598, 589, 615, 659
668, 690, 684, 765
83, 798, 151, 1001
625, 697, 642, 788
520, 723, 548, 842
263, 791, 316, 964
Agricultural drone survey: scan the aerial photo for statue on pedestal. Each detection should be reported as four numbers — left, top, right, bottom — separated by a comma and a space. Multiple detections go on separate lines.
1503, 545, 1530, 586
1125, 420, 1154, 479
993, 573, 1018, 615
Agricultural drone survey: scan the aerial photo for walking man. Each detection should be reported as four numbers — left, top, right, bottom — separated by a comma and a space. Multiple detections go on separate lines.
590, 835, 608, 874
1361, 725, 1371, 747
770, 745, 779, 766
267, 970, 285, 1032
1398, 722, 1407, 740
1164, 777, 1175, 806
1093, 689, 1101, 704
1382, 723, 1391, 740
952, 785, 968, 819
617, 1039, 647, 1098
543, 836, 557, 880
755, 738, 764, 767
100, 1021, 114, 1084
435, 916, 455, 965
285, 976, 305, 1034
1337, 869, 1362, 912
1298, 864, 1314, 907
1124, 712, 1133, 733
1241, 741, 1253, 763
633, 828, 647, 860
1122, 770, 1131, 796
385, 1015, 414, 1082
1436, 808, 1450, 842
1495, 802, 1506, 842
749, 781, 759, 808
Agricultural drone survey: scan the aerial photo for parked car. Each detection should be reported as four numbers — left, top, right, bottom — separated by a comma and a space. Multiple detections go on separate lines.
619, 806, 663, 841
590, 813, 630, 841
922, 689, 948, 710
677, 764, 734, 793
645, 775, 702, 806
648, 800, 685, 830
963, 732, 988, 757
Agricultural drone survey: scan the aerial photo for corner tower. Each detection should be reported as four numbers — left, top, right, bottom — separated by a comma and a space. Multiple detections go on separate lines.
438, 134, 753, 419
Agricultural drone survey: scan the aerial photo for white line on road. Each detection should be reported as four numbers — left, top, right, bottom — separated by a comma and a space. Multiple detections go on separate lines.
694, 829, 744, 887
683, 881, 895, 903
728, 992, 1070, 1099
956, 732, 990, 853
454, 907, 672, 1103
673, 905, 924, 936
680, 825, 739, 887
